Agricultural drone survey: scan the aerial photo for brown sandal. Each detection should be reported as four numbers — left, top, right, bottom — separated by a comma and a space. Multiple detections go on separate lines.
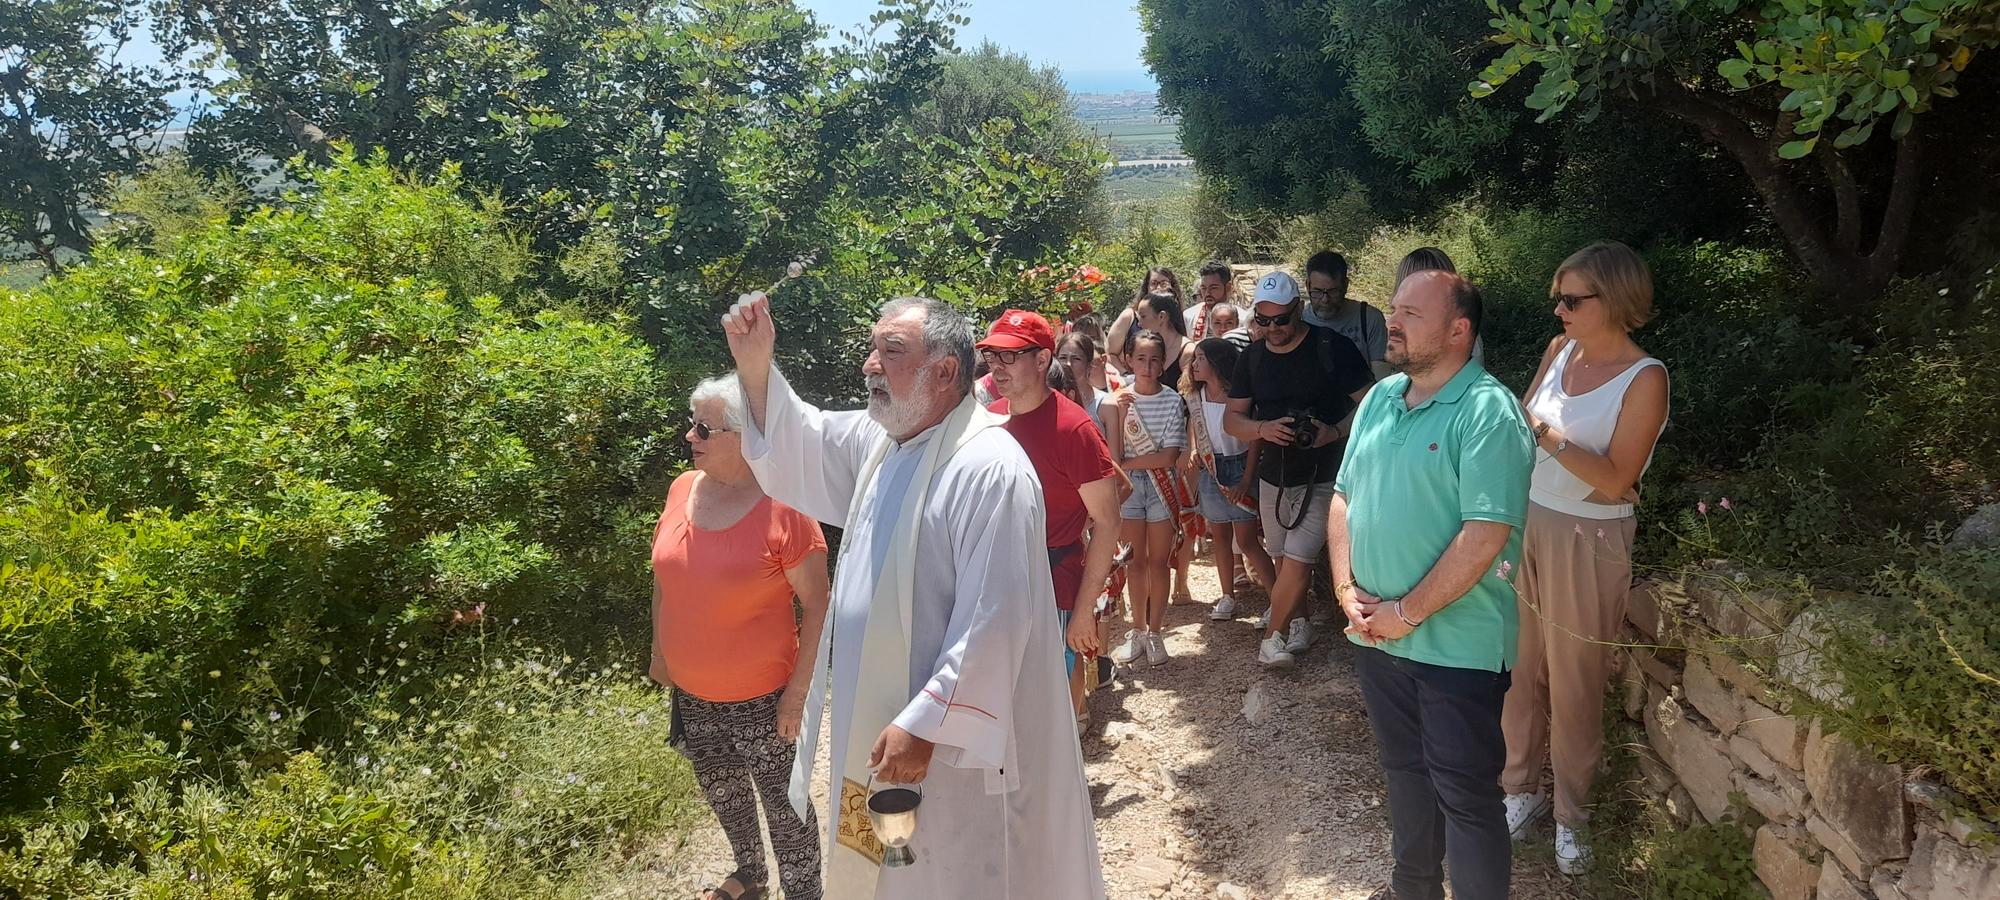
700, 868, 765, 900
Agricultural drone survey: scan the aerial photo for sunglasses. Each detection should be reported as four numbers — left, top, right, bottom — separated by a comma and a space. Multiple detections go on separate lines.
1554, 291, 1600, 312
1252, 311, 1296, 327
691, 420, 731, 440
978, 347, 1036, 366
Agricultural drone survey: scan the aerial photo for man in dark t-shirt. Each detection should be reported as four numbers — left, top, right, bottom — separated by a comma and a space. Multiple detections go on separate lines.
1224, 272, 1373, 670
980, 309, 1123, 724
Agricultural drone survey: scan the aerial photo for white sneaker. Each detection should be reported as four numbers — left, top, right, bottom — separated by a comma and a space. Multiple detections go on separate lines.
1210, 595, 1238, 620
1145, 631, 1170, 666
1232, 569, 1252, 590
1285, 618, 1315, 653
1257, 634, 1295, 669
1504, 790, 1551, 841
1251, 610, 1269, 630
1555, 823, 1591, 875
1110, 631, 1146, 666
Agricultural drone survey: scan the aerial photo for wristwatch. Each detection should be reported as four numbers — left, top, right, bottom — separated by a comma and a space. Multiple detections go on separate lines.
1532, 421, 1551, 443
1554, 438, 1570, 456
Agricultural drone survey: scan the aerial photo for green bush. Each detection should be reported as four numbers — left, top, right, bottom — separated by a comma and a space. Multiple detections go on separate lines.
0, 646, 696, 899
1809, 545, 2000, 821
0, 154, 676, 813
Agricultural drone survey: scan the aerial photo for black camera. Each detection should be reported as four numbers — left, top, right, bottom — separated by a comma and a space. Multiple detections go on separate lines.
1284, 409, 1320, 448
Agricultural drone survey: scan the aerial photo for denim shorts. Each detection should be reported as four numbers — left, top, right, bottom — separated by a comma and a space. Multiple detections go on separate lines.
1196, 453, 1259, 524
1120, 471, 1172, 523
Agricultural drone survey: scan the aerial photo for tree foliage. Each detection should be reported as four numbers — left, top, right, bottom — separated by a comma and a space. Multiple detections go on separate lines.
1140, 0, 1567, 220
0, 155, 675, 811
1, 0, 179, 270
1474, 0, 2000, 311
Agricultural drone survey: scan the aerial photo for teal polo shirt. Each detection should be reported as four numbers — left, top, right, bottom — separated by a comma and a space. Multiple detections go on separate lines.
1335, 360, 1533, 673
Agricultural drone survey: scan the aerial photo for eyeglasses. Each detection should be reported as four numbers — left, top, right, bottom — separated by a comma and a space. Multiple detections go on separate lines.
691, 420, 732, 440
978, 348, 1036, 366
1307, 288, 1338, 300
1252, 311, 1296, 327
1554, 292, 1600, 311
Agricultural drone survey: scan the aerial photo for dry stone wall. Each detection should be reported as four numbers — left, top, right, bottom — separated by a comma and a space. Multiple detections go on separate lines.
1617, 564, 1997, 900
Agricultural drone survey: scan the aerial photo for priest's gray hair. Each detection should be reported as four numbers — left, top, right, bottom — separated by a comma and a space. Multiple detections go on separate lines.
879, 296, 976, 397
688, 372, 746, 432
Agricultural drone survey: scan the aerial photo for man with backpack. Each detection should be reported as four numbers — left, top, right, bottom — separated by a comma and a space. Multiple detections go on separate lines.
1223, 272, 1374, 670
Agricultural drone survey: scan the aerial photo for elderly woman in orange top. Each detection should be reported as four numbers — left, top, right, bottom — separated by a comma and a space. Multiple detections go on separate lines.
652, 372, 829, 900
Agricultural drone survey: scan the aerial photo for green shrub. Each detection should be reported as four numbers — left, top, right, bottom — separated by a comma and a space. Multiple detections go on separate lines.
0, 641, 696, 899
1812, 545, 2000, 821
0, 154, 676, 812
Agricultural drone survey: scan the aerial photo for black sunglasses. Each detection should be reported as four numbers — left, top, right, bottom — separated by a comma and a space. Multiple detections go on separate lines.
691, 420, 732, 440
1252, 311, 1297, 327
1554, 292, 1600, 312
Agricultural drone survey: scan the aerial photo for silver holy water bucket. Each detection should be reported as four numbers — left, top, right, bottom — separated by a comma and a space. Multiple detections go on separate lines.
866, 785, 922, 868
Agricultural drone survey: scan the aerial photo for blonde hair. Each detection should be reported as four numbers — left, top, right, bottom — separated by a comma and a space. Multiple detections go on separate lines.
1553, 240, 1654, 330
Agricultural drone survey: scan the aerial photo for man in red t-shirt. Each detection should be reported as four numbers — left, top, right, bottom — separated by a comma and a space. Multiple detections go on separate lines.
979, 310, 1123, 725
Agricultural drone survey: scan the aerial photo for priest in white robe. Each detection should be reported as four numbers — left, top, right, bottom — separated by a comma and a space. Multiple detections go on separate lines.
720, 292, 1106, 900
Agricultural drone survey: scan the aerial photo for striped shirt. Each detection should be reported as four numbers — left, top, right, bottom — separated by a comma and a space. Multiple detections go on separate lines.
1122, 385, 1187, 458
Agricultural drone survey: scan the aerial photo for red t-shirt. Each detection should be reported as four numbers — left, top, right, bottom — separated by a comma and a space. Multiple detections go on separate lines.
988, 391, 1121, 610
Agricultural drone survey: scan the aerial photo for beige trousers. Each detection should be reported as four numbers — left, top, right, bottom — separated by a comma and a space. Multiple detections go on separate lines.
1500, 503, 1637, 826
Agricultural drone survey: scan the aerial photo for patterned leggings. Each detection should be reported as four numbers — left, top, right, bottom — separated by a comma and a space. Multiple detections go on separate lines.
678, 688, 822, 900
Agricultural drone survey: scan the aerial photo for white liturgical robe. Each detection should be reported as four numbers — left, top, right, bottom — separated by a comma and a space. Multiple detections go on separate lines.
740, 364, 1106, 900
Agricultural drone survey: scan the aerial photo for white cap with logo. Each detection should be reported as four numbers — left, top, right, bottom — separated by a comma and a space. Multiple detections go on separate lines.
1252, 271, 1299, 307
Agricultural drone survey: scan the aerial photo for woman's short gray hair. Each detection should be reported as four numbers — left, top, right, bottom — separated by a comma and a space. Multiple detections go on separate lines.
689, 373, 746, 431
878, 296, 976, 396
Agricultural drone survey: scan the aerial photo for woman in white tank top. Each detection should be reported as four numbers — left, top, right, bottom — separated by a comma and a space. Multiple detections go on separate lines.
1499, 242, 1671, 876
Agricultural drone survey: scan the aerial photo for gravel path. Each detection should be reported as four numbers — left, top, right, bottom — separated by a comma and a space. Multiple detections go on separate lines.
608, 554, 1585, 900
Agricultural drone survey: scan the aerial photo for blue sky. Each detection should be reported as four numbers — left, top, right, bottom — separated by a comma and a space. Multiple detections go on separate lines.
804, 0, 1155, 92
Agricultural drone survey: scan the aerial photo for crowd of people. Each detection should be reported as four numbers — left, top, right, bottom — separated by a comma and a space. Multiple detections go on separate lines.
651, 241, 1671, 900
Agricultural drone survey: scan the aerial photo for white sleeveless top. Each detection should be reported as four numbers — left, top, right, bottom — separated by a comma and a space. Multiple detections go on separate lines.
1524, 340, 1667, 520
1203, 396, 1246, 456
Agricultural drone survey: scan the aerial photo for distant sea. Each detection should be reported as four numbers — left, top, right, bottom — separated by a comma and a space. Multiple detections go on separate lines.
1062, 70, 1157, 95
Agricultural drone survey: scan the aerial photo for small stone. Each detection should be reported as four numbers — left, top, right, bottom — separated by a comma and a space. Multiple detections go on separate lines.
1242, 682, 1274, 725
1947, 502, 2000, 550
1645, 684, 1737, 823
1626, 580, 1666, 639
1626, 644, 1682, 690
1739, 697, 1806, 770
1804, 722, 1912, 868
1818, 859, 1870, 900
1104, 721, 1142, 743
1216, 882, 1251, 900
1901, 825, 2000, 900
1807, 814, 1871, 880
1777, 605, 1851, 707
1735, 769, 1804, 823
1731, 734, 1782, 782
1753, 825, 1822, 900
1684, 655, 1744, 733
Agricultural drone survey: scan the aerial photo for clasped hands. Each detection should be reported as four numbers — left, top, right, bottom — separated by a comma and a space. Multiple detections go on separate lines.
1341, 583, 1418, 644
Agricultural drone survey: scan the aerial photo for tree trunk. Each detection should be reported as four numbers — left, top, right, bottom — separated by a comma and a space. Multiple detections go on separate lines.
1644, 79, 1918, 319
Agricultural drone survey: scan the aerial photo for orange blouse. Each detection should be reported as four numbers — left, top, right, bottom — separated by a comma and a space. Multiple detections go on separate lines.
650, 471, 826, 702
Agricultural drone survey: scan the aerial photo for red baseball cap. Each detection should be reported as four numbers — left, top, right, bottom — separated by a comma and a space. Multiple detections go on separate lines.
977, 309, 1056, 352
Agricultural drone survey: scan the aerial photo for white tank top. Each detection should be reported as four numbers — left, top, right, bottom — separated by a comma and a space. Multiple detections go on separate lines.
1523, 340, 1667, 519
1203, 396, 1246, 457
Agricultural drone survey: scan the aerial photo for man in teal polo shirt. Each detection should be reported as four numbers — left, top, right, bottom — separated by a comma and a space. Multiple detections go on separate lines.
1329, 270, 1533, 900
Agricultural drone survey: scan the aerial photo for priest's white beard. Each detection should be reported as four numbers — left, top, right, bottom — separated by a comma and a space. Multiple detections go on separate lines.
866, 363, 945, 437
